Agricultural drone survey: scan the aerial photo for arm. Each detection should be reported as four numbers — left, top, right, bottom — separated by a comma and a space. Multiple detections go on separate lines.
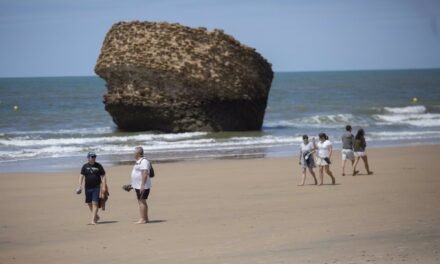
328, 143, 333, 159
77, 174, 84, 194
99, 164, 107, 191
351, 135, 354, 149
139, 158, 149, 192
101, 174, 107, 191
299, 147, 303, 164
140, 169, 148, 193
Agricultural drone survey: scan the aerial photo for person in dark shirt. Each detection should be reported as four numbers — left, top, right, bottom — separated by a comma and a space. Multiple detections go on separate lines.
341, 125, 355, 176
77, 152, 106, 225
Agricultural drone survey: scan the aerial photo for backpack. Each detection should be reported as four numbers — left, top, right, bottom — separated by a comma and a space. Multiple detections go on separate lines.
149, 162, 155, 178
141, 158, 155, 178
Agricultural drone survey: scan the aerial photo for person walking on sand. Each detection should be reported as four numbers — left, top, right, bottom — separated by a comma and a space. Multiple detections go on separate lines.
77, 152, 107, 225
314, 133, 336, 185
341, 125, 355, 176
131, 146, 151, 224
352, 129, 373, 176
298, 135, 318, 186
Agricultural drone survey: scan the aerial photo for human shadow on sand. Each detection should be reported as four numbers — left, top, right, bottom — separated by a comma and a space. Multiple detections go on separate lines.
353, 172, 375, 176
97, 221, 119, 224
147, 220, 167, 224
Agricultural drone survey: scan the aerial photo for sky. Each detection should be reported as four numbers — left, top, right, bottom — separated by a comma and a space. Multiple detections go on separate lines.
0, 0, 439, 77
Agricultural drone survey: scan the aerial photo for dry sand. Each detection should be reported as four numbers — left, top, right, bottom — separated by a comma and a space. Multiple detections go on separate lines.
1, 145, 439, 263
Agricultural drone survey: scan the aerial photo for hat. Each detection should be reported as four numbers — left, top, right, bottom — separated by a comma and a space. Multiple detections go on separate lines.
87, 151, 97, 158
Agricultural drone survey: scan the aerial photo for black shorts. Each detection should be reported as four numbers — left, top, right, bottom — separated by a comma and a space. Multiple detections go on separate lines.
135, 189, 150, 200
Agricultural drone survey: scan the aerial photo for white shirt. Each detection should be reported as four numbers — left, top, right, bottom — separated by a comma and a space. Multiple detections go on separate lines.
300, 142, 314, 154
317, 140, 332, 158
131, 158, 151, 189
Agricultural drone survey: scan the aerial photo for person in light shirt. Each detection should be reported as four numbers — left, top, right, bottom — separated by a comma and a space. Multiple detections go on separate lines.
298, 134, 318, 186
131, 146, 152, 224
313, 133, 336, 185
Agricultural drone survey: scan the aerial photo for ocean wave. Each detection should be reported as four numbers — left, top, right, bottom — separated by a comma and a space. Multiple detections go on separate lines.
0, 134, 299, 161
369, 131, 440, 140
264, 114, 357, 129
0, 132, 208, 147
383, 105, 426, 114
373, 113, 440, 127
6, 127, 116, 136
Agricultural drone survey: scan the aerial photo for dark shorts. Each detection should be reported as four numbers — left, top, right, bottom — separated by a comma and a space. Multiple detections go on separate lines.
85, 187, 100, 203
135, 189, 150, 200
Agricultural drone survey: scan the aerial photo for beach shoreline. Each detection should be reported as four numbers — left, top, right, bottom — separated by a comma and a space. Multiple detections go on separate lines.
1, 144, 439, 263
1, 141, 440, 173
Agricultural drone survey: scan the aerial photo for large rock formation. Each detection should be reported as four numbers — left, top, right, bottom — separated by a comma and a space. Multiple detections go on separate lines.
95, 21, 273, 132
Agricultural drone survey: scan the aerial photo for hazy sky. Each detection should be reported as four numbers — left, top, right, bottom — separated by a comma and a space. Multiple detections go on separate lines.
1, 0, 439, 77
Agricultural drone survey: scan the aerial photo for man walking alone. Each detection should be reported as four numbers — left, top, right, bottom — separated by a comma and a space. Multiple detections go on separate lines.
131, 146, 151, 224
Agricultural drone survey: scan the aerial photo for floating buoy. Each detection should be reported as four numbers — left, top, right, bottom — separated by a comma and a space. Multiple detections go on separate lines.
13, 105, 18, 111
412, 97, 418, 103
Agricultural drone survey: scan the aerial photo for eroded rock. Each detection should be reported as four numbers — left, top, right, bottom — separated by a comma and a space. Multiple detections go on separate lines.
95, 21, 273, 132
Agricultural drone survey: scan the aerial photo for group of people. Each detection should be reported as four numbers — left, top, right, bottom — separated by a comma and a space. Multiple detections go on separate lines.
76, 147, 151, 225
75, 126, 372, 224
298, 125, 373, 186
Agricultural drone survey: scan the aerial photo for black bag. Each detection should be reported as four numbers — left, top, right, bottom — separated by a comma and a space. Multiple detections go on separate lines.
323, 157, 331, 164
139, 158, 156, 178
149, 162, 155, 178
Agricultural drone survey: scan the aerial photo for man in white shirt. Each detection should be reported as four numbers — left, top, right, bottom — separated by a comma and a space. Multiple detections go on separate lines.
131, 146, 151, 224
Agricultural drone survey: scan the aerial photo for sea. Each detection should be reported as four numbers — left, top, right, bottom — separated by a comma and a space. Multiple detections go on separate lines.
1, 69, 440, 172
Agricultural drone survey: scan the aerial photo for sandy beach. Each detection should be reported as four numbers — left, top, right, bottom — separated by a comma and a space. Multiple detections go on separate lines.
1, 145, 439, 263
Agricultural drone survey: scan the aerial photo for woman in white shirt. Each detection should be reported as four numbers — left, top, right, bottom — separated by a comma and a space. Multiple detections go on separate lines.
313, 133, 336, 185
298, 135, 318, 186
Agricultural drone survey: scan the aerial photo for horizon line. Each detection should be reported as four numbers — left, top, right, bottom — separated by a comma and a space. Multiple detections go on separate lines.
1, 67, 439, 79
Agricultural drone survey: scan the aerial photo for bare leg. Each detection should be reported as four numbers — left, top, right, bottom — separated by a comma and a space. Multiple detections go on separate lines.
325, 166, 336, 184
136, 199, 149, 224
319, 166, 324, 185
308, 167, 318, 185
298, 168, 306, 186
87, 203, 100, 223
353, 157, 360, 176
361, 156, 373, 174
342, 159, 347, 176
90, 202, 99, 225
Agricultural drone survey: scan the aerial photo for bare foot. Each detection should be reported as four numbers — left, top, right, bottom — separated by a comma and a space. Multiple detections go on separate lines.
367, 171, 374, 175
331, 177, 336, 185
88, 221, 97, 225
353, 170, 359, 176
135, 219, 148, 224
94, 215, 100, 223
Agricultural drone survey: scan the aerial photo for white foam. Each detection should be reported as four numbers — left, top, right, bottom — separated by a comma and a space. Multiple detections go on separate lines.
373, 113, 440, 127
369, 131, 440, 140
264, 114, 356, 129
0, 132, 208, 147
308, 114, 354, 124
7, 127, 116, 135
0, 134, 300, 161
384, 105, 426, 114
